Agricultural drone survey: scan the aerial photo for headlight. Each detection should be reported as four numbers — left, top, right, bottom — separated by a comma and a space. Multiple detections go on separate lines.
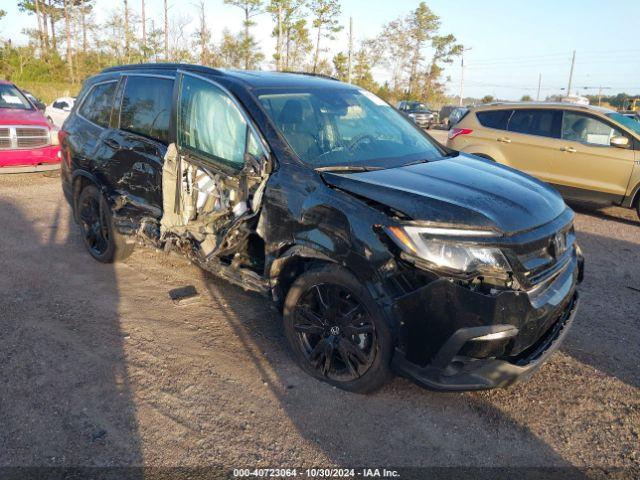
386, 225, 511, 278
49, 127, 60, 146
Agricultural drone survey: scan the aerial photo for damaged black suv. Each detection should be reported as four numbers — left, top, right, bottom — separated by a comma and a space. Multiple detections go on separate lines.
60, 64, 584, 393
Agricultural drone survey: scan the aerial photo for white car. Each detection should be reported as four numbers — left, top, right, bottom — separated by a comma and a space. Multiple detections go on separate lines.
45, 97, 75, 126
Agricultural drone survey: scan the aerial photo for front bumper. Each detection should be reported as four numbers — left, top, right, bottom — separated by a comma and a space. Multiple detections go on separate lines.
0, 145, 61, 173
408, 114, 435, 128
391, 252, 582, 391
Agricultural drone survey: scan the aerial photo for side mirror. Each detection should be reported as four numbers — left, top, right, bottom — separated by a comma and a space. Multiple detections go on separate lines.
63, 106, 71, 112
610, 136, 629, 148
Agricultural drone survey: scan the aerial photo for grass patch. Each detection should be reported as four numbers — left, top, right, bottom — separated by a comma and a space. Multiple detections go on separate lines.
17, 82, 81, 104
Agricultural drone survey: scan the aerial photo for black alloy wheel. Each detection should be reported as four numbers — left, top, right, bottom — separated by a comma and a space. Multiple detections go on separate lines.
283, 265, 392, 393
294, 283, 377, 381
79, 188, 110, 258
76, 185, 134, 263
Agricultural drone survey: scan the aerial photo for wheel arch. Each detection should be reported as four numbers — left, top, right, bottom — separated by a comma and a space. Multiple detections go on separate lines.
71, 170, 101, 223
268, 245, 338, 308
622, 181, 640, 209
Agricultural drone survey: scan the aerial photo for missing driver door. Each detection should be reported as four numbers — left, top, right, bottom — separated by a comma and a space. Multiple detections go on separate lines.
166, 72, 267, 258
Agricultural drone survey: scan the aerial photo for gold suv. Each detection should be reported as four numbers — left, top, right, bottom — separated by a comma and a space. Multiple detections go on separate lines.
446, 103, 640, 218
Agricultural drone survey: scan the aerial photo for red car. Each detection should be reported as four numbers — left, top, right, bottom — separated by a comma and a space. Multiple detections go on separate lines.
0, 80, 61, 173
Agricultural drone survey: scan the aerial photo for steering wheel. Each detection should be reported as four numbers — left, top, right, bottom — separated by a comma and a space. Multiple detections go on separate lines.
347, 134, 376, 151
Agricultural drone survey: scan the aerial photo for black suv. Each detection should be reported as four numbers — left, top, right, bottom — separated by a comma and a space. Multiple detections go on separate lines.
60, 64, 583, 393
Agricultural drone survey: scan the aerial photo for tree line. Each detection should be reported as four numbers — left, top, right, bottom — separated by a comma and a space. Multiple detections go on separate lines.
1, 0, 463, 105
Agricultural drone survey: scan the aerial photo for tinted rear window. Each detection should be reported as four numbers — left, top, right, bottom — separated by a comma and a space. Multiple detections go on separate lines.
476, 110, 511, 130
119, 76, 173, 144
79, 82, 117, 128
508, 109, 561, 138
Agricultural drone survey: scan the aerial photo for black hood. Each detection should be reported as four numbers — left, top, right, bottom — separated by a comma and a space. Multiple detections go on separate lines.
322, 154, 568, 234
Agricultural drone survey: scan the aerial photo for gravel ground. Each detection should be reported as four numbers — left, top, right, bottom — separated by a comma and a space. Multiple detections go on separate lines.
0, 163, 638, 478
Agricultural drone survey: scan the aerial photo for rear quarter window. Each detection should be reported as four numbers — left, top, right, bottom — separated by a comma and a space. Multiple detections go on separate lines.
476, 110, 511, 130
508, 109, 561, 138
119, 76, 174, 144
78, 81, 118, 128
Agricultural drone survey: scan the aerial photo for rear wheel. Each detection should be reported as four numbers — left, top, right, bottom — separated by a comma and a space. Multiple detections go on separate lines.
283, 264, 392, 393
636, 198, 640, 221
77, 185, 134, 263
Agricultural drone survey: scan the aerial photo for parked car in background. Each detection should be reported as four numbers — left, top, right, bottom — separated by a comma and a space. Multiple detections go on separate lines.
0, 80, 61, 173
60, 64, 583, 393
622, 112, 640, 123
45, 96, 76, 126
447, 107, 469, 128
438, 104, 459, 128
22, 90, 46, 112
446, 102, 640, 219
397, 101, 437, 129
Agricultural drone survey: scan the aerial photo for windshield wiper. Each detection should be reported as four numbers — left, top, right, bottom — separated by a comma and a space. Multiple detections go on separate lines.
315, 165, 382, 173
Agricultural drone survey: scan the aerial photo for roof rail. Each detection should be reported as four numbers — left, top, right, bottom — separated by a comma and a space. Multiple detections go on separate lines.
282, 70, 340, 81
101, 63, 225, 76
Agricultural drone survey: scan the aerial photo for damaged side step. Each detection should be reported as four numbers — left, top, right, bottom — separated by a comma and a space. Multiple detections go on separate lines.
200, 257, 270, 296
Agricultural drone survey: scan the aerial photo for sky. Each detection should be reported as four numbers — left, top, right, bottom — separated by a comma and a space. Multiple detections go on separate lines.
1, 0, 639, 100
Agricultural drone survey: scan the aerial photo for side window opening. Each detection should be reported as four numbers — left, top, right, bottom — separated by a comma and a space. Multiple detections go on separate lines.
78, 81, 117, 128
476, 110, 512, 130
119, 76, 174, 144
177, 75, 258, 171
562, 112, 623, 146
507, 109, 561, 138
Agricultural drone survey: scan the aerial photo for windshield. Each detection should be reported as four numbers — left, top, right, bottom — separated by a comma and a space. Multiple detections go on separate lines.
407, 102, 429, 111
258, 88, 444, 169
0, 84, 33, 110
606, 112, 640, 136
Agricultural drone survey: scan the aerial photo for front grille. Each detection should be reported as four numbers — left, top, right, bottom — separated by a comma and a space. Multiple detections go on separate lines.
413, 114, 431, 123
16, 127, 47, 137
0, 125, 50, 150
17, 136, 50, 148
512, 225, 575, 288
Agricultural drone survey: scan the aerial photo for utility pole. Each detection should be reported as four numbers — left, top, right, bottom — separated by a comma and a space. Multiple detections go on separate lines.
276, 2, 283, 70
566, 50, 576, 97
124, 0, 130, 59
347, 17, 353, 84
164, 0, 169, 61
536, 74, 542, 101
459, 47, 471, 106
141, 0, 146, 55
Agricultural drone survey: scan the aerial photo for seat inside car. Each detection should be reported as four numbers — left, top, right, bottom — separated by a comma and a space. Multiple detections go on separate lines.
277, 99, 320, 160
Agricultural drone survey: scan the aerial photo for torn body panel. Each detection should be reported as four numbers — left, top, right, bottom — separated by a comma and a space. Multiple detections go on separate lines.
159, 143, 270, 293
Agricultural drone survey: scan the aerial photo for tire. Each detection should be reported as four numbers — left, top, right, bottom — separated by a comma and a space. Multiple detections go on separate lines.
76, 185, 134, 263
636, 199, 640, 221
283, 264, 393, 393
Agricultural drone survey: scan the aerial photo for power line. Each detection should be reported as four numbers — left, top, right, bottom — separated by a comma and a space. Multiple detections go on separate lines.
467, 48, 640, 65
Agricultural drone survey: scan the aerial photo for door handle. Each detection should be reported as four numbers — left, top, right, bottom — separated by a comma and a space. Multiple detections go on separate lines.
102, 138, 123, 150
560, 146, 577, 153
497, 137, 512, 143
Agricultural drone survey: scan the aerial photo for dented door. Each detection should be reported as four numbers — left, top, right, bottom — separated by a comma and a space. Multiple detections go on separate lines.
102, 75, 175, 219
161, 72, 269, 258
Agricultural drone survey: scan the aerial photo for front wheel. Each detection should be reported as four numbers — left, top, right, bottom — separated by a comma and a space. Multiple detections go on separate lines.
77, 185, 134, 263
283, 264, 393, 393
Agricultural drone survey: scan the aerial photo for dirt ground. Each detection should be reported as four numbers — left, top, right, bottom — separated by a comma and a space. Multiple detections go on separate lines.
0, 158, 638, 477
